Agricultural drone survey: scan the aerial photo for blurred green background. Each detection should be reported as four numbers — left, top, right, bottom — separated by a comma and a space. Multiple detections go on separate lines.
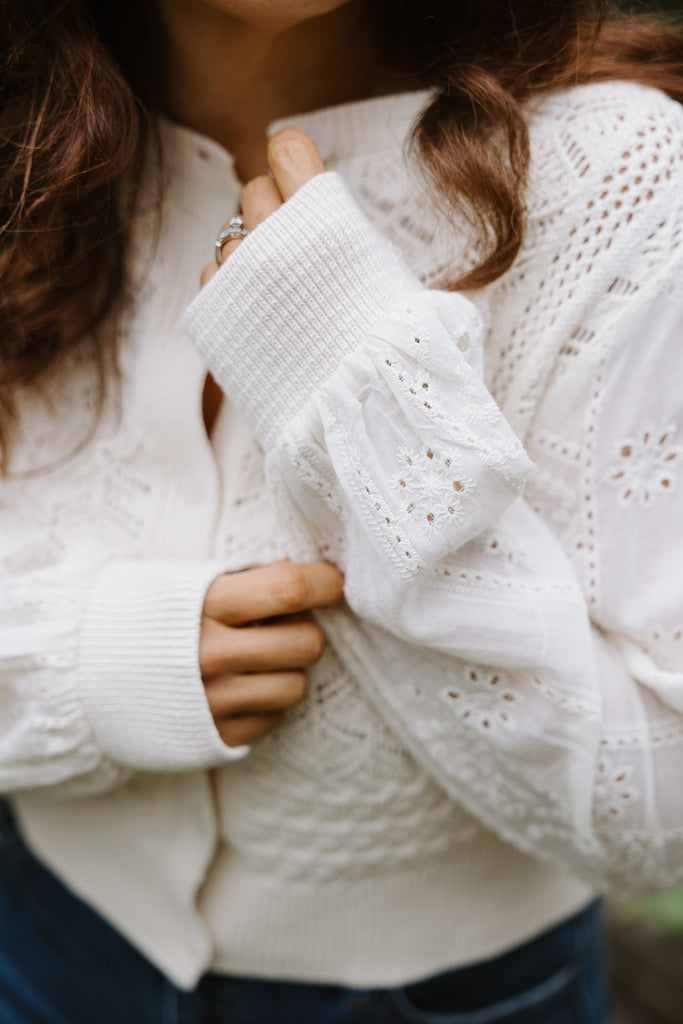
623, 887, 683, 931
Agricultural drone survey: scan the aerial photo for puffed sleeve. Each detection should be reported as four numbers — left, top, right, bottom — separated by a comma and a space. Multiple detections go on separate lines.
184, 160, 683, 894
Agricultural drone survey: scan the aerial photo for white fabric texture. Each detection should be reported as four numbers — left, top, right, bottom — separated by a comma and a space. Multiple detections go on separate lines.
2, 80, 683, 987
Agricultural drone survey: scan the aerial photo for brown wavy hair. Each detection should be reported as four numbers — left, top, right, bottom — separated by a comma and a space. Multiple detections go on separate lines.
1, 0, 683, 469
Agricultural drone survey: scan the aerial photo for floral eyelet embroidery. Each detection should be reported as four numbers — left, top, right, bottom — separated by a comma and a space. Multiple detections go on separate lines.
595, 761, 638, 820
606, 424, 680, 505
440, 668, 520, 734
392, 446, 475, 530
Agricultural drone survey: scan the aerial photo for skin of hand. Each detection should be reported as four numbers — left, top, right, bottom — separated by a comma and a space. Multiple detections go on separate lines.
201, 561, 344, 746
199, 130, 336, 748
201, 126, 326, 286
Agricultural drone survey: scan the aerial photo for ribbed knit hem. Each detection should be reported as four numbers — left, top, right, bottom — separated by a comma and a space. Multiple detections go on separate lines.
78, 560, 246, 771
201, 841, 595, 987
183, 172, 422, 451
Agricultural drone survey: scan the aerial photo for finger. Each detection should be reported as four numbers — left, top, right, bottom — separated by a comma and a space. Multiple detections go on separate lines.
200, 618, 325, 676
203, 561, 344, 626
241, 174, 282, 228
214, 233, 243, 263
200, 232, 243, 287
212, 208, 254, 273
216, 711, 285, 747
201, 262, 218, 286
267, 128, 325, 201
205, 670, 308, 717
200, 176, 280, 289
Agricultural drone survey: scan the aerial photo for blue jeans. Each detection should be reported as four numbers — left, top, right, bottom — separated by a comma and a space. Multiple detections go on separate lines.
0, 800, 610, 1023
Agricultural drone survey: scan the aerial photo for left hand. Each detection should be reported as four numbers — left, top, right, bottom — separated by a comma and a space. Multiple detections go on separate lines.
201, 128, 326, 287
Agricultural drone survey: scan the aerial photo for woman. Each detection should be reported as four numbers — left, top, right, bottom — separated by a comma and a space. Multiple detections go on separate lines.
1, 0, 683, 1020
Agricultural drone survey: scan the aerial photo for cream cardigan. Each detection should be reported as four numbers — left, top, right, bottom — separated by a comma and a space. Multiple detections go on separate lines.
2, 81, 683, 989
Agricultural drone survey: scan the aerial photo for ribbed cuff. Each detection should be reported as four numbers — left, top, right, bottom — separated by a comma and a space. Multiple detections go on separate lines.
183, 172, 422, 450
78, 560, 247, 771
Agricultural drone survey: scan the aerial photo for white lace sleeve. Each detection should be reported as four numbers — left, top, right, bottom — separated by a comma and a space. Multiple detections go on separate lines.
185, 169, 683, 893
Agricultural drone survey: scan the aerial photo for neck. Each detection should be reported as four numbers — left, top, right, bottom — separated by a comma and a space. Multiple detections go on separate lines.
158, 1, 382, 180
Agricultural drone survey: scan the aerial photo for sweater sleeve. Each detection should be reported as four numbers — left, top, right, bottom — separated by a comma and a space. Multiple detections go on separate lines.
184, 167, 683, 894
0, 548, 245, 797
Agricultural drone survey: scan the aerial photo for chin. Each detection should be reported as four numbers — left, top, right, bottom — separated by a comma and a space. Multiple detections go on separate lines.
199, 0, 356, 26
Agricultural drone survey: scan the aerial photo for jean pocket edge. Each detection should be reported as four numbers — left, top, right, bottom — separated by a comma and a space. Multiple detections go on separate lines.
389, 963, 579, 1024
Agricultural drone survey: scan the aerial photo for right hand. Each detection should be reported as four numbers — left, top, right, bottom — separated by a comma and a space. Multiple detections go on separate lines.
200, 561, 344, 747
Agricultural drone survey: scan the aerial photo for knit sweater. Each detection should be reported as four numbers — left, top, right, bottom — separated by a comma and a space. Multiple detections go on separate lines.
2, 82, 683, 990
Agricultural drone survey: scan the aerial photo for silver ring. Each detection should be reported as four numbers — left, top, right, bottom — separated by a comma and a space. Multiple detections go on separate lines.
215, 217, 249, 265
